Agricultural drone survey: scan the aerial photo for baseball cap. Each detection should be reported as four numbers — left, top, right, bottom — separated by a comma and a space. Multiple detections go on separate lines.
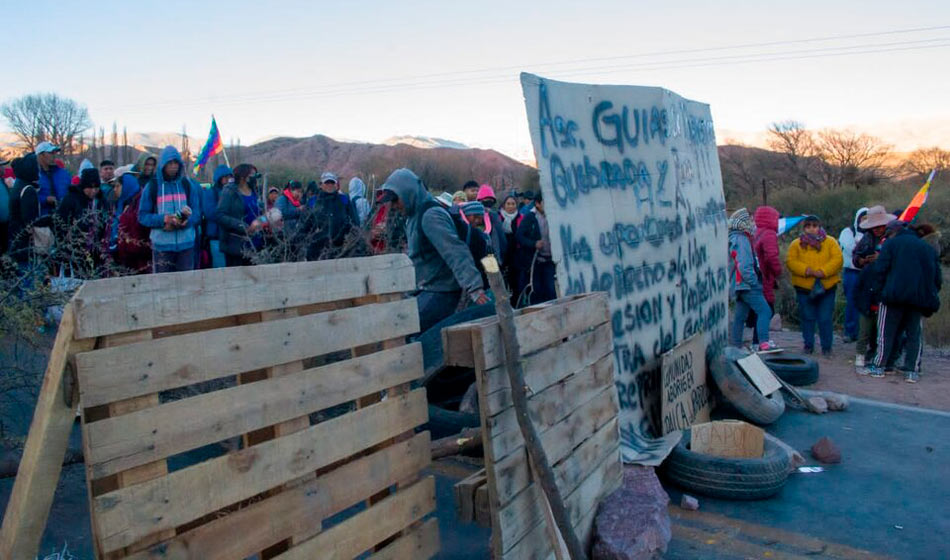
35, 141, 61, 155
113, 164, 138, 180
320, 172, 338, 184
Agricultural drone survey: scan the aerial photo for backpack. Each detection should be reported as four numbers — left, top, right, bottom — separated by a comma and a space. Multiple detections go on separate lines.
420, 199, 490, 264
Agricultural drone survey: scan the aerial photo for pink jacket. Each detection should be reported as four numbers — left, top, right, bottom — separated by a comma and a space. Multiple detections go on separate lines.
753, 206, 783, 304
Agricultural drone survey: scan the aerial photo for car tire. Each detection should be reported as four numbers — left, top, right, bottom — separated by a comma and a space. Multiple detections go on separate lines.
761, 353, 819, 386
663, 430, 791, 500
709, 346, 785, 425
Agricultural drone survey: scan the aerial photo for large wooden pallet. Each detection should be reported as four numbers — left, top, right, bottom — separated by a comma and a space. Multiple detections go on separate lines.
1, 254, 440, 560
442, 293, 622, 560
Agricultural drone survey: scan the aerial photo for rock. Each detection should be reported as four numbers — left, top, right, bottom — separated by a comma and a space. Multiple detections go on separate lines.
592, 465, 671, 560
823, 393, 849, 411
680, 494, 699, 511
807, 396, 829, 414
810, 436, 842, 464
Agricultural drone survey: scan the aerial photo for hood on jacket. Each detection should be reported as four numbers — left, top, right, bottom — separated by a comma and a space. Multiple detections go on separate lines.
348, 177, 366, 199
753, 206, 779, 232
11, 154, 39, 184
78, 158, 95, 177
381, 168, 429, 217
132, 152, 158, 174
477, 184, 496, 201
158, 145, 183, 181
213, 164, 233, 187
854, 207, 869, 232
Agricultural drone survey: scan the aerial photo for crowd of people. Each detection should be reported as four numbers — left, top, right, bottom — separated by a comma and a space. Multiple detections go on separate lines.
0, 144, 555, 333
728, 204, 942, 383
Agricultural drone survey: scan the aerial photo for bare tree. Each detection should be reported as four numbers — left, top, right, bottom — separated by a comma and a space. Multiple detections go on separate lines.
816, 129, 891, 188
766, 120, 822, 190
0, 93, 92, 153
122, 126, 129, 164
901, 147, 950, 177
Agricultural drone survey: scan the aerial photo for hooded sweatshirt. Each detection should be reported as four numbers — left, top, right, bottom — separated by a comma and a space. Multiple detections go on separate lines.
201, 164, 232, 240
839, 207, 868, 271
348, 177, 371, 226
137, 146, 199, 252
8, 154, 47, 261
381, 168, 482, 295
753, 206, 783, 303
37, 157, 72, 213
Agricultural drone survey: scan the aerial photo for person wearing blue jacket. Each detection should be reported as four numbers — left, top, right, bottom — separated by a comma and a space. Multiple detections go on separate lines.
201, 164, 232, 268
35, 142, 71, 215
728, 208, 776, 351
138, 146, 200, 273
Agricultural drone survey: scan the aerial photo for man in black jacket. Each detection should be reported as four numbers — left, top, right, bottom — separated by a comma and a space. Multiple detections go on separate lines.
303, 172, 360, 260
514, 192, 555, 306
8, 154, 50, 264
868, 221, 942, 382
54, 168, 109, 274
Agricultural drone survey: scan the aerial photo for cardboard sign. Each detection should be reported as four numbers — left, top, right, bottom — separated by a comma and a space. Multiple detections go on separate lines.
521, 74, 729, 465
736, 353, 782, 396
690, 420, 764, 459
660, 334, 711, 435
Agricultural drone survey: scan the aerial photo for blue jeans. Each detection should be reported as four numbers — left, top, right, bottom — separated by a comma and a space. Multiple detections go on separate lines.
732, 289, 772, 347
797, 286, 837, 352
416, 290, 461, 333
842, 269, 860, 339
209, 240, 226, 268
153, 248, 196, 273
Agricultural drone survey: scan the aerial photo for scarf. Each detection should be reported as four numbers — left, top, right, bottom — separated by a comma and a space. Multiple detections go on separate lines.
283, 188, 301, 207
799, 228, 827, 251
500, 209, 518, 234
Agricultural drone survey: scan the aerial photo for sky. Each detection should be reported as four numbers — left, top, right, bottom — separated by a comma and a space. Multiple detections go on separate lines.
3, 0, 949, 161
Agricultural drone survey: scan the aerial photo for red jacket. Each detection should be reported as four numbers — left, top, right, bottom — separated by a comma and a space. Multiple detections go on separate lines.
753, 206, 783, 304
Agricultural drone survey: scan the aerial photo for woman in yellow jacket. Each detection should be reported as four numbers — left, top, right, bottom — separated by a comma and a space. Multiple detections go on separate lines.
786, 215, 844, 356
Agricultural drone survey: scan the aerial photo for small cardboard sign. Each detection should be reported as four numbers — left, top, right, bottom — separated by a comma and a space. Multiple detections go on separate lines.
690, 420, 764, 459
660, 334, 711, 436
736, 353, 782, 396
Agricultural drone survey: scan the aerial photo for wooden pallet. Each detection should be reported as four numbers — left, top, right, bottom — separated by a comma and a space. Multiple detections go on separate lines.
0, 255, 440, 560
442, 293, 623, 560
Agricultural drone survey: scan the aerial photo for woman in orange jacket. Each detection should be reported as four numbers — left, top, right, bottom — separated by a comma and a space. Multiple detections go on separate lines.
785, 215, 844, 355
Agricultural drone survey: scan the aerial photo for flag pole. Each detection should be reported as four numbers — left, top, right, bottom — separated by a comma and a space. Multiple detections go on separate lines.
214, 115, 232, 168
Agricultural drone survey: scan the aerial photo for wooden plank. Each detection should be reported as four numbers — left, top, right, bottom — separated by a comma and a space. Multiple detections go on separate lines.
76, 298, 420, 407
84, 342, 422, 479
124, 432, 431, 560
72, 254, 415, 338
443, 293, 609, 368
454, 469, 487, 523
737, 353, 783, 396
489, 367, 618, 462
475, 484, 491, 528
483, 322, 613, 409
497, 452, 622, 555
369, 517, 440, 560
487, 353, 614, 440
93, 389, 429, 553
502, 492, 600, 560
491, 417, 620, 510
690, 420, 765, 459
0, 305, 95, 560
273, 477, 436, 560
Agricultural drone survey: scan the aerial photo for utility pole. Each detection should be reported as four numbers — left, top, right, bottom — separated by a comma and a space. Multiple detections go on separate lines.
122, 126, 129, 164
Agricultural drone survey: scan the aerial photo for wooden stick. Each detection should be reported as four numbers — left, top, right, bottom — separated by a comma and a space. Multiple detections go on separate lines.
481, 255, 588, 560
430, 427, 482, 460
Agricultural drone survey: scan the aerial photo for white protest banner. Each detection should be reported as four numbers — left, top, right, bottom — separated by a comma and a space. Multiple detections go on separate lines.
661, 334, 712, 436
521, 73, 728, 465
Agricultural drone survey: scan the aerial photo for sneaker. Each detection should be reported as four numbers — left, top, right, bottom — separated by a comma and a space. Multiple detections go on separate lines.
854, 355, 865, 368
867, 366, 886, 378
758, 341, 782, 353
904, 371, 920, 384
856, 366, 870, 376
803, 347, 814, 355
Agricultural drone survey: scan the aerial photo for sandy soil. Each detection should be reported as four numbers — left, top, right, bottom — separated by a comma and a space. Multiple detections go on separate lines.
768, 329, 950, 411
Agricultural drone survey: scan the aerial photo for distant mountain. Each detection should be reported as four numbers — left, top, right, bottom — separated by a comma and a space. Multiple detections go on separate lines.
383, 135, 470, 150
241, 134, 538, 194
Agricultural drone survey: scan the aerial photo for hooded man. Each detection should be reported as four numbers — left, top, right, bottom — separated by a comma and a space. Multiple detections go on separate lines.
348, 177, 371, 226
55, 167, 109, 271
138, 146, 200, 273
839, 207, 869, 341
378, 168, 487, 331
868, 221, 942, 382
8, 153, 51, 263
35, 141, 72, 214
132, 152, 158, 189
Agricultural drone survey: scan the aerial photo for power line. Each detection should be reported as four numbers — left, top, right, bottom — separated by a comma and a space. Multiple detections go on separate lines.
96, 24, 949, 114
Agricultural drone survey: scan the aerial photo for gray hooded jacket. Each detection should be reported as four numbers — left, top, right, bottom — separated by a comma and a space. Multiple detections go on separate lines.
381, 169, 482, 295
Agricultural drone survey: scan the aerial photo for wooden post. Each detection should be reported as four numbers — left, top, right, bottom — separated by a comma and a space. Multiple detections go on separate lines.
481, 255, 588, 560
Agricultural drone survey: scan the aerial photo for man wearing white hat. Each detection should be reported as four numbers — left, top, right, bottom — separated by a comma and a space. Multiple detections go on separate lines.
34, 141, 72, 214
